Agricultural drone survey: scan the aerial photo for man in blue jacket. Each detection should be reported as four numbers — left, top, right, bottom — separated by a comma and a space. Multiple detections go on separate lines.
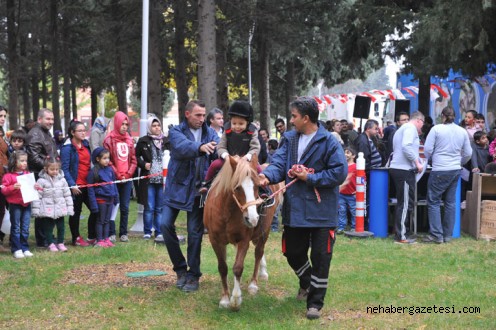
260, 96, 347, 320
161, 100, 219, 292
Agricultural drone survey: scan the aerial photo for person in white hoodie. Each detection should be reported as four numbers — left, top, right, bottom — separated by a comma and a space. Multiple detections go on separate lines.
32, 157, 74, 252
423, 106, 472, 244
389, 111, 425, 245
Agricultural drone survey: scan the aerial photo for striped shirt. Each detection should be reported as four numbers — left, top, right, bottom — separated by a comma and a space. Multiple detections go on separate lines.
369, 139, 382, 168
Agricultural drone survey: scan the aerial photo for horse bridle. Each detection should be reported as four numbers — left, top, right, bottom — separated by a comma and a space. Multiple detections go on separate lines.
232, 193, 264, 213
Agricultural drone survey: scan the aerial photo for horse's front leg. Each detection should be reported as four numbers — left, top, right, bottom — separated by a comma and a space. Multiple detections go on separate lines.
258, 255, 268, 280
211, 241, 230, 308
230, 240, 250, 311
249, 240, 268, 295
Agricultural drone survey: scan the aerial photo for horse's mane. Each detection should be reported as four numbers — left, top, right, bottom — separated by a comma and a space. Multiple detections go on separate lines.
210, 156, 257, 197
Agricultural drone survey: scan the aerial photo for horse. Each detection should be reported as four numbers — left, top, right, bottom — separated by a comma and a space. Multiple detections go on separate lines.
203, 154, 283, 310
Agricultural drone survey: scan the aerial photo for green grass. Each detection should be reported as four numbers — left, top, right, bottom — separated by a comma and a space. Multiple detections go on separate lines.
0, 200, 494, 329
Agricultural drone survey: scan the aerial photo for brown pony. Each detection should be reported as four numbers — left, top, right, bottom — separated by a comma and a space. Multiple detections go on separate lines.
203, 155, 283, 310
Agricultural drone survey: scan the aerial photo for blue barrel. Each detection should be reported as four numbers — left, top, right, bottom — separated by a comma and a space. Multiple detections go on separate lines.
453, 177, 461, 238
369, 168, 389, 238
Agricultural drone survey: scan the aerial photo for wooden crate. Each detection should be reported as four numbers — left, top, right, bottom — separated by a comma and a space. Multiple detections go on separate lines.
480, 200, 496, 240
463, 174, 496, 240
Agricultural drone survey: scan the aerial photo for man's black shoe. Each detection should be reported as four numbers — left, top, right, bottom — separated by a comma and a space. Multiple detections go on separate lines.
182, 278, 199, 292
176, 273, 187, 289
422, 235, 443, 244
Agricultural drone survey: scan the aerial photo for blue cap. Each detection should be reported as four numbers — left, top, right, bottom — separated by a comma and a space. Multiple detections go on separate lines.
91, 147, 108, 164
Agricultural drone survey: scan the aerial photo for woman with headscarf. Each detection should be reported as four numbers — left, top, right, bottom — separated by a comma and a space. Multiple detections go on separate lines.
90, 116, 109, 151
53, 130, 65, 150
135, 116, 170, 240
103, 111, 137, 242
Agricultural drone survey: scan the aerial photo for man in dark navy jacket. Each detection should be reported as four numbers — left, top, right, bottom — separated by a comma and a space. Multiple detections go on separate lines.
160, 100, 219, 292
260, 97, 347, 320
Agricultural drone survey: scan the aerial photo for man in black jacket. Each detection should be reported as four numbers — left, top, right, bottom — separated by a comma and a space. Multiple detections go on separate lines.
26, 108, 58, 247
354, 119, 383, 229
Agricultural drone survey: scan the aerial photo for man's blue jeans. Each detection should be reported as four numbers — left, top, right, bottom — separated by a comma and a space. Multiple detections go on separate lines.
9, 204, 32, 253
143, 183, 163, 236
427, 170, 460, 242
160, 197, 204, 279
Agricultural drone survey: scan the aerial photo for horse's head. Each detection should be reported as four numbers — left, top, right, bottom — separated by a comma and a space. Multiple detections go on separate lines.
210, 154, 260, 228
230, 154, 260, 228
229, 155, 261, 228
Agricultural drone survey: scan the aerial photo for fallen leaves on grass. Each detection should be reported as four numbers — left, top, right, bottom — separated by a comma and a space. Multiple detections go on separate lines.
59, 261, 175, 289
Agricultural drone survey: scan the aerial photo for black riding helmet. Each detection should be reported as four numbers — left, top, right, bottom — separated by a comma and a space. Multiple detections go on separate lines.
228, 101, 253, 122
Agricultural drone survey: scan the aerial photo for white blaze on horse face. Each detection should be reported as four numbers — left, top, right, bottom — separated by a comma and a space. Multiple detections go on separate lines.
240, 176, 259, 227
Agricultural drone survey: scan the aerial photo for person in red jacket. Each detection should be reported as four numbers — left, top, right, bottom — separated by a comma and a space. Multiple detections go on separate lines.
1, 151, 35, 258
337, 147, 357, 233
103, 111, 137, 243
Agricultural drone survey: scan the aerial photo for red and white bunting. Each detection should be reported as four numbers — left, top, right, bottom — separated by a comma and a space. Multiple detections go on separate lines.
431, 84, 448, 98
402, 87, 417, 97
313, 96, 323, 104
310, 88, 409, 109
385, 89, 396, 100
361, 92, 377, 102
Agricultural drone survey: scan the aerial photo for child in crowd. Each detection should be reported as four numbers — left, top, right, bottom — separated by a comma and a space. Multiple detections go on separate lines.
471, 131, 491, 173
1, 151, 34, 258
199, 101, 261, 193
8, 129, 26, 156
488, 131, 496, 164
484, 162, 496, 174
87, 147, 119, 247
32, 157, 74, 252
267, 139, 279, 164
337, 147, 357, 233
475, 113, 486, 132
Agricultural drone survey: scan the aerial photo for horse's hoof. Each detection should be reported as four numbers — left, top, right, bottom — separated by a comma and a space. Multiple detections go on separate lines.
258, 272, 269, 281
248, 282, 258, 295
230, 305, 241, 312
219, 297, 230, 309
230, 296, 242, 310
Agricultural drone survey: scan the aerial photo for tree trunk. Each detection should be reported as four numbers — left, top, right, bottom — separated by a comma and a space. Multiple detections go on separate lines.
7, 0, 19, 129
31, 69, 40, 119
257, 36, 270, 131
148, 0, 162, 121
197, 0, 217, 111
20, 35, 31, 124
418, 74, 431, 117
91, 85, 98, 125
112, 0, 127, 114
62, 16, 71, 130
216, 7, 229, 112
71, 77, 77, 122
285, 60, 295, 130
173, 1, 189, 120
115, 56, 127, 114
50, 0, 61, 131
41, 45, 48, 108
